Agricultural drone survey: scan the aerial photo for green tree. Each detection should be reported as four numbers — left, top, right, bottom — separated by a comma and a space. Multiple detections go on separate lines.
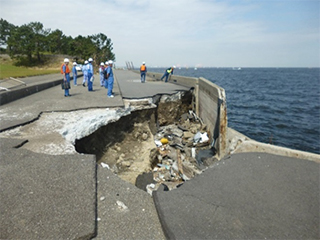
0, 18, 15, 50
7, 24, 34, 62
2, 19, 116, 66
70, 35, 96, 60
90, 33, 115, 64
7, 22, 50, 63
61, 35, 73, 56
28, 22, 50, 61
47, 29, 64, 53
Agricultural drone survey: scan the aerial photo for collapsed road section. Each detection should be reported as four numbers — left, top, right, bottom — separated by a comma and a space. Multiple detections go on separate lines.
76, 91, 216, 191
0, 90, 216, 191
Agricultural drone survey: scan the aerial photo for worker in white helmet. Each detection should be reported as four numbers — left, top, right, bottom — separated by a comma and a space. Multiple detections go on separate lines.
82, 60, 88, 87
99, 62, 105, 87
104, 61, 109, 89
140, 62, 147, 83
87, 58, 94, 91
72, 62, 78, 86
106, 60, 114, 98
61, 58, 71, 97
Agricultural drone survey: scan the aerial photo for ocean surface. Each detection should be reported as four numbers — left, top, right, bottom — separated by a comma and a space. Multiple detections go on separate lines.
148, 67, 320, 154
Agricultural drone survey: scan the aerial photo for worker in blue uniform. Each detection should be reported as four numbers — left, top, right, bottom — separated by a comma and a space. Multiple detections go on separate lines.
82, 60, 88, 87
87, 58, 94, 91
106, 60, 114, 98
104, 61, 109, 89
72, 62, 77, 86
99, 62, 105, 87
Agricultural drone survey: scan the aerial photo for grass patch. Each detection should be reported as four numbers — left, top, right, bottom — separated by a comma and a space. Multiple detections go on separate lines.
0, 63, 58, 79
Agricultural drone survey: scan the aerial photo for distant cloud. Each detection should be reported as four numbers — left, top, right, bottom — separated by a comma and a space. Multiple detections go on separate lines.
1, 0, 319, 67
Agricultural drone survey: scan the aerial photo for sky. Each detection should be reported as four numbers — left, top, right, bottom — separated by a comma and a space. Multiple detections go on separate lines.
0, 0, 319, 67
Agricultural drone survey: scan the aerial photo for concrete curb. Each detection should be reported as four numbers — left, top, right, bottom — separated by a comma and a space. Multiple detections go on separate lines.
0, 74, 83, 105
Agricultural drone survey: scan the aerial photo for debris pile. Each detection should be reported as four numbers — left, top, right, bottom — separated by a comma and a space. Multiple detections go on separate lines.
144, 111, 217, 194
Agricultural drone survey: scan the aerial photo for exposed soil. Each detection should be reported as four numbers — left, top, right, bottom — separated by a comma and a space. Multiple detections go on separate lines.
75, 92, 196, 185
99, 121, 156, 184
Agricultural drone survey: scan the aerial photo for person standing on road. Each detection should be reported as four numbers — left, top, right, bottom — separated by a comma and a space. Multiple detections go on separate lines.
99, 62, 105, 87
104, 61, 109, 89
87, 58, 94, 91
61, 58, 71, 97
72, 62, 78, 86
82, 60, 88, 87
140, 62, 147, 83
106, 60, 114, 98
161, 66, 176, 82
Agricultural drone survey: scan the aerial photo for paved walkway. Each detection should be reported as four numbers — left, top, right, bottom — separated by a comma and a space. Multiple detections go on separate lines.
0, 70, 319, 239
0, 73, 123, 131
115, 70, 189, 98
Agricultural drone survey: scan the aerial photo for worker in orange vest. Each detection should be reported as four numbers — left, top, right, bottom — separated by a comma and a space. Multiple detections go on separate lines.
140, 62, 147, 83
61, 58, 71, 97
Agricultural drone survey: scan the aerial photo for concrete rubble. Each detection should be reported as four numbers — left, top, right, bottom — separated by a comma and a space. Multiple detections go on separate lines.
136, 110, 218, 194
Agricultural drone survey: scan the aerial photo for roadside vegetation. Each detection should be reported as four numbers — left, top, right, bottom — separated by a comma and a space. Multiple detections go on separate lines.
0, 54, 66, 79
0, 60, 58, 79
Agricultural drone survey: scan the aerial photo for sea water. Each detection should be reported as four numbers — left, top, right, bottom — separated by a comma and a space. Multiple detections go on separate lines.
149, 67, 320, 154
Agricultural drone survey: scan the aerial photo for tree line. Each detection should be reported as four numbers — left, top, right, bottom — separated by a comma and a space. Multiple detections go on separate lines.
0, 19, 115, 66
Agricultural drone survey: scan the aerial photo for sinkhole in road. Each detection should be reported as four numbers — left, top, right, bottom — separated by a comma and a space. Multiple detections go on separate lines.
74, 90, 212, 189
0, 90, 213, 191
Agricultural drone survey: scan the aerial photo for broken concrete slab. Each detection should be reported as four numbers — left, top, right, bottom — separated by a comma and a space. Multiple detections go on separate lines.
153, 152, 320, 239
0, 74, 124, 132
94, 165, 165, 240
0, 138, 97, 240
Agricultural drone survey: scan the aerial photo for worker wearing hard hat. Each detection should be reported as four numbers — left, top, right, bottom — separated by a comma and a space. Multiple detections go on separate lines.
72, 62, 78, 86
82, 60, 88, 87
106, 60, 114, 98
140, 62, 147, 83
61, 58, 71, 97
99, 62, 105, 87
104, 61, 109, 88
161, 66, 176, 82
87, 58, 94, 91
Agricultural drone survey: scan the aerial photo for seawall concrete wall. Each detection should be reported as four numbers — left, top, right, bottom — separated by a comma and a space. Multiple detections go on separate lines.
227, 127, 320, 163
0, 79, 63, 105
197, 77, 227, 158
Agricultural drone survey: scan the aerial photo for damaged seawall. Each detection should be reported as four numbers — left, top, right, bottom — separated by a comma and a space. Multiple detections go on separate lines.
138, 70, 320, 162
136, 70, 228, 159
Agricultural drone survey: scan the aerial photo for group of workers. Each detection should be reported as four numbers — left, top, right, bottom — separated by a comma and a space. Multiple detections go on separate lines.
60, 58, 114, 98
62, 58, 176, 98
139, 62, 176, 83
